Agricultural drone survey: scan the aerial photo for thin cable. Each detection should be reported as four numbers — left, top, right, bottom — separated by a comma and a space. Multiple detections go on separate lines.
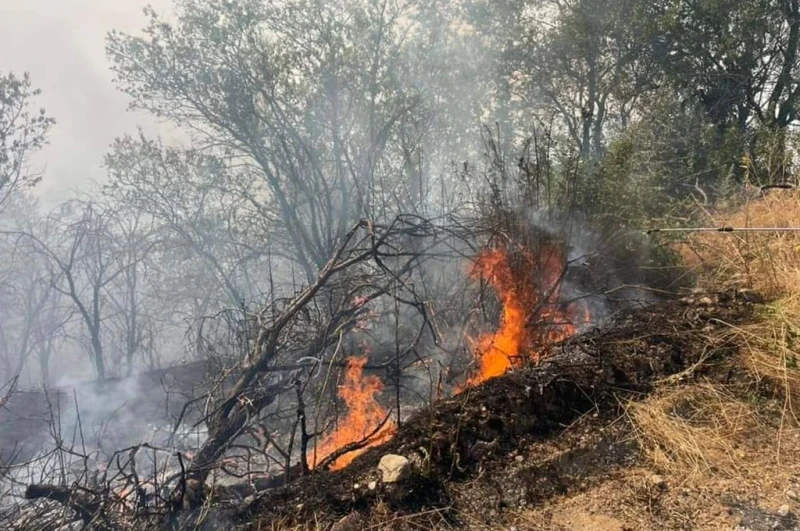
646, 227, 800, 235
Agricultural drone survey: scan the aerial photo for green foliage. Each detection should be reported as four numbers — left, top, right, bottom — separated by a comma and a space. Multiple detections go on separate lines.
578, 92, 746, 229
465, 0, 657, 157
0, 72, 54, 211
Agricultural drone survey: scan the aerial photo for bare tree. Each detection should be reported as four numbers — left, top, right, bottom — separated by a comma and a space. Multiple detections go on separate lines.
100, 201, 164, 376
18, 201, 156, 380
104, 135, 261, 308
0, 195, 70, 385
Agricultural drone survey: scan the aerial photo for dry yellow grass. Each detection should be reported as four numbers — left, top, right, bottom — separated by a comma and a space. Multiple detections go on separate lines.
677, 190, 800, 297
729, 296, 800, 425
677, 192, 800, 424
630, 190, 800, 481
628, 384, 759, 482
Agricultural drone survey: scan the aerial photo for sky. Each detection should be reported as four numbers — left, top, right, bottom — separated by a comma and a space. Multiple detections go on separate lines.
0, 0, 175, 206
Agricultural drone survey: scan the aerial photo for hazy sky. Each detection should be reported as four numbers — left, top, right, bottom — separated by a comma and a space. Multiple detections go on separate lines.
0, 0, 174, 206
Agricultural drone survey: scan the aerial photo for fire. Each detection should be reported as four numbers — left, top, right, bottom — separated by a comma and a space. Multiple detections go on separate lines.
313, 356, 397, 470
312, 242, 590, 471
465, 244, 588, 386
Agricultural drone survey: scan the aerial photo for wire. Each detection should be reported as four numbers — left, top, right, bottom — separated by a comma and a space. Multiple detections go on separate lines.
646, 227, 800, 235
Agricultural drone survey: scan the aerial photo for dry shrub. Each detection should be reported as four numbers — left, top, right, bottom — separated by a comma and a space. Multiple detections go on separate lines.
628, 384, 759, 481
728, 296, 800, 424
677, 190, 800, 297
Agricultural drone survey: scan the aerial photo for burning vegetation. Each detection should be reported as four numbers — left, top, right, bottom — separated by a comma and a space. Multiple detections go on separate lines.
7, 207, 800, 530
10, 183, 800, 531
465, 244, 589, 386
304, 239, 589, 467
313, 357, 397, 471
6, 0, 800, 529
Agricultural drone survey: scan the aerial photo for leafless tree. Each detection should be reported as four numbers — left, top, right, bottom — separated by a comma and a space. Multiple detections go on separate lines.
14, 201, 157, 380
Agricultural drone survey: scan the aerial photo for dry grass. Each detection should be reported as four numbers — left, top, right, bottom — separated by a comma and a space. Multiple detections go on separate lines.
628, 384, 759, 482
631, 190, 800, 482
678, 190, 800, 424
677, 191, 800, 297
729, 296, 800, 425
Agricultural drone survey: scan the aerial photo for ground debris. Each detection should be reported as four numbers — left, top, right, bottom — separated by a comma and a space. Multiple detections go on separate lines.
232, 295, 753, 529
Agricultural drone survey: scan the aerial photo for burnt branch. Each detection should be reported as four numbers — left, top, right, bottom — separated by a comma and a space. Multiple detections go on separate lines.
24, 484, 101, 524
315, 411, 394, 472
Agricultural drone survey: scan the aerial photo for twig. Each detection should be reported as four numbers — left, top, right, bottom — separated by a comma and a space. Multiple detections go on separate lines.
316, 411, 393, 471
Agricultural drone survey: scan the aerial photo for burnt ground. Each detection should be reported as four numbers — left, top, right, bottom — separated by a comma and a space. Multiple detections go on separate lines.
201, 291, 800, 531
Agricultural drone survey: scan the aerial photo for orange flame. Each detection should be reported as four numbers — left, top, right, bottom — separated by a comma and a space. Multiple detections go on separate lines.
465, 245, 589, 386
312, 243, 591, 471
313, 356, 397, 470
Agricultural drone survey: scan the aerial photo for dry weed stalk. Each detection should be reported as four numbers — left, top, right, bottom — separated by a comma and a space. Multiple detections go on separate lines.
628, 384, 759, 482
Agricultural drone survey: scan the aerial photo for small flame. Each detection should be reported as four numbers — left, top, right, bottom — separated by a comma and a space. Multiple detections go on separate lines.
313, 356, 397, 470
465, 245, 589, 386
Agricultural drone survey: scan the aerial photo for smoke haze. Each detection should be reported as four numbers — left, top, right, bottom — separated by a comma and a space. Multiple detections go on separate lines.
0, 0, 174, 205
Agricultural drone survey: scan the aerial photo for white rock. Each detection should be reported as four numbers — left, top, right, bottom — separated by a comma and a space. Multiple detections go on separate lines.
378, 454, 411, 483
368, 481, 377, 490
778, 504, 791, 518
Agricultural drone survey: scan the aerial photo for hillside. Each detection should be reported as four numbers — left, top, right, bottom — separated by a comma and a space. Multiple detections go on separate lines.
176, 291, 794, 531
8, 197, 800, 531
216, 193, 800, 531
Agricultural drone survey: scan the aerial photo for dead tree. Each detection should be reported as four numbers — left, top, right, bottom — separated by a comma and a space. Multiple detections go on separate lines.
16, 213, 470, 523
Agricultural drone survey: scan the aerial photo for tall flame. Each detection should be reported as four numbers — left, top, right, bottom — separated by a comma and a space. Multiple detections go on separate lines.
465, 245, 587, 386
313, 356, 397, 470
313, 243, 590, 471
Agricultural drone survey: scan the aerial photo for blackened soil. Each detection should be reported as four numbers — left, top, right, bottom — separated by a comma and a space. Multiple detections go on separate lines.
231, 293, 754, 530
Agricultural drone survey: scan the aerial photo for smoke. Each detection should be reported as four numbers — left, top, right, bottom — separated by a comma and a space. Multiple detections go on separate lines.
0, 4, 674, 528
0, 363, 213, 503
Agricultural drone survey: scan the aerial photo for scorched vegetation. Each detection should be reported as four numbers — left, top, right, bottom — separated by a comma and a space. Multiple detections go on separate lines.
2, 0, 800, 530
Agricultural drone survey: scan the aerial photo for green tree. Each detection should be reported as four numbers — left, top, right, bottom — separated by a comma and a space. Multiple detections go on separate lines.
465, 0, 657, 157
0, 72, 54, 210
645, 0, 800, 181
107, 0, 461, 281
